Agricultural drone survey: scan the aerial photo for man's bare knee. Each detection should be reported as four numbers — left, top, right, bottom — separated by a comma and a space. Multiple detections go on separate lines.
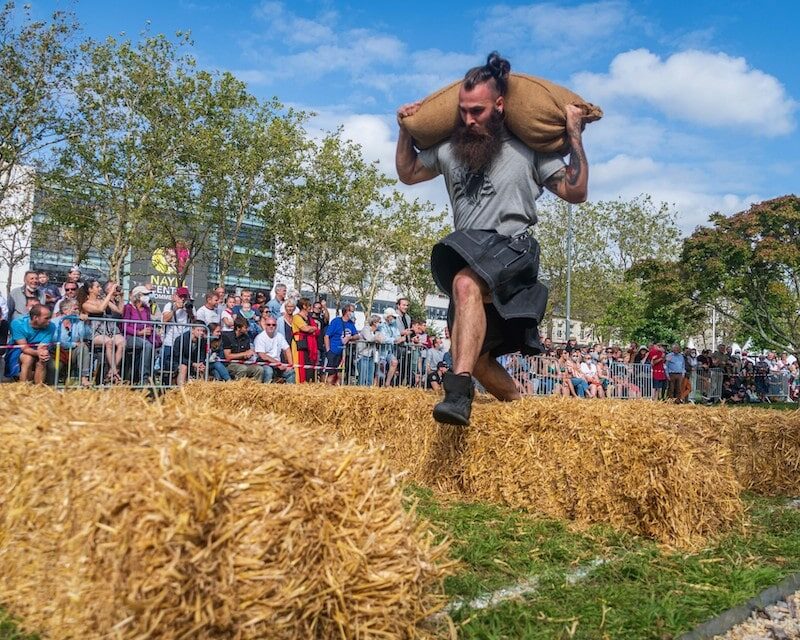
452, 268, 488, 303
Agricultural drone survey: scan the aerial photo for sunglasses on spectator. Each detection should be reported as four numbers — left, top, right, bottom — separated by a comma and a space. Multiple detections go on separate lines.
65, 286, 77, 291
265, 322, 277, 326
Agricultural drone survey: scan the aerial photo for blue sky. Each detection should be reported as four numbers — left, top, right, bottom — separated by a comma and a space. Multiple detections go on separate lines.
34, 0, 800, 233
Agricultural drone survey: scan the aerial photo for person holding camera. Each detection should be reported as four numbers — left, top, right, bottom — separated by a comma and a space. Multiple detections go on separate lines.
160, 286, 195, 379
77, 279, 126, 383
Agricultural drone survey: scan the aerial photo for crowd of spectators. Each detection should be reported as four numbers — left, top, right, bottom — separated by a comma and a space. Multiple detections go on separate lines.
0, 268, 797, 403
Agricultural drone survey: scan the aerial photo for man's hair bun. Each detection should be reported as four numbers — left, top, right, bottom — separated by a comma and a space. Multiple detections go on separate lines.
463, 51, 511, 96
486, 51, 511, 80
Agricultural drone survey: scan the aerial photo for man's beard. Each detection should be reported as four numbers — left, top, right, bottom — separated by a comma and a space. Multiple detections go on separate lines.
451, 108, 504, 172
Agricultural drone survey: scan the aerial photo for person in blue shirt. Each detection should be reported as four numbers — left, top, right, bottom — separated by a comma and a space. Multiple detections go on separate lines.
10, 303, 58, 384
665, 343, 687, 403
55, 298, 93, 386
324, 303, 358, 385
267, 283, 287, 319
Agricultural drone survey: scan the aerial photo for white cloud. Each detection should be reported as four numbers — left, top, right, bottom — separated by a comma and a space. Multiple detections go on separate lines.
573, 49, 797, 135
253, 1, 336, 46
475, 1, 633, 66
590, 153, 761, 232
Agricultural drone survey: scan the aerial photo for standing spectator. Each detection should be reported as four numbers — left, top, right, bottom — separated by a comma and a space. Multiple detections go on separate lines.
310, 299, 330, 374
324, 303, 357, 385
221, 316, 262, 380
253, 291, 268, 313
160, 287, 194, 378
78, 279, 125, 384
649, 343, 668, 400
195, 291, 220, 326
220, 294, 237, 333
53, 280, 80, 317
278, 299, 296, 347
213, 285, 226, 315
0, 289, 8, 349
174, 323, 208, 386
395, 297, 414, 385
7, 270, 46, 321
377, 307, 403, 386
665, 344, 686, 403
254, 314, 295, 383
37, 271, 61, 310
268, 283, 287, 319
564, 337, 578, 354
60, 266, 82, 297
55, 299, 92, 386
10, 304, 57, 384
291, 298, 319, 383
122, 286, 156, 383
236, 298, 260, 341
356, 314, 382, 387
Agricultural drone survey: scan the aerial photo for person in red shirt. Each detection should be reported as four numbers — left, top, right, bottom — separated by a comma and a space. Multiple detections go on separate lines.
649, 343, 668, 400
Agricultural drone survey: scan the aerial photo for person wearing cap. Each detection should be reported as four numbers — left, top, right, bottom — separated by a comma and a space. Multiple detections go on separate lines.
396, 52, 592, 425
323, 303, 358, 385
160, 286, 195, 379
122, 285, 157, 383
377, 307, 403, 386
426, 360, 449, 391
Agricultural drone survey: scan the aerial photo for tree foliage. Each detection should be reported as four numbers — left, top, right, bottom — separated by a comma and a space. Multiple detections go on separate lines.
682, 195, 800, 353
0, 1, 78, 286
536, 194, 680, 340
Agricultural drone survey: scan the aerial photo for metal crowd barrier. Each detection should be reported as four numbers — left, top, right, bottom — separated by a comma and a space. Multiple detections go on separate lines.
342, 340, 430, 388
51, 316, 210, 389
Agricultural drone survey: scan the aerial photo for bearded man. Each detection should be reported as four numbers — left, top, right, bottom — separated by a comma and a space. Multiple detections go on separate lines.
396, 52, 591, 425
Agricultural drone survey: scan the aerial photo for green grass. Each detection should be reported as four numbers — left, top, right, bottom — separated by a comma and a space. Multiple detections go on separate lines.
409, 487, 800, 639
3, 491, 799, 640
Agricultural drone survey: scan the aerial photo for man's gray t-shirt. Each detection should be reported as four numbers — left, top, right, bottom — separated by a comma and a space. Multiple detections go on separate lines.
418, 129, 565, 237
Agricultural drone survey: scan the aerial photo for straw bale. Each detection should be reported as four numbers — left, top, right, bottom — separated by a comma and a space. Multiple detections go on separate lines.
173, 383, 744, 548
170, 381, 468, 495
0, 385, 450, 639
461, 398, 744, 549
700, 406, 800, 496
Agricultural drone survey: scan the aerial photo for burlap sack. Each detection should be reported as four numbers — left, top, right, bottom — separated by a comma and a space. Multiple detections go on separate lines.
402, 73, 602, 155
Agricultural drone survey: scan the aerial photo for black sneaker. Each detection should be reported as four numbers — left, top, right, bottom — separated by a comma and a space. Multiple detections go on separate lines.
433, 372, 474, 426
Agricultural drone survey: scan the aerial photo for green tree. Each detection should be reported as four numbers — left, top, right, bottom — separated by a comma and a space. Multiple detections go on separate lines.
281, 130, 390, 308
47, 33, 193, 280
0, 1, 78, 288
682, 195, 800, 354
388, 199, 448, 309
536, 194, 681, 339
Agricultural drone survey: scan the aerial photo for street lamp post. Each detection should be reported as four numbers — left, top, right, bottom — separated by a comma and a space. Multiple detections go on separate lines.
565, 203, 573, 342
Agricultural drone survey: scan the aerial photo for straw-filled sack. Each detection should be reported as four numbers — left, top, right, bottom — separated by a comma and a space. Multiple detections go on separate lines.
0, 386, 450, 639
173, 383, 743, 548
401, 73, 603, 154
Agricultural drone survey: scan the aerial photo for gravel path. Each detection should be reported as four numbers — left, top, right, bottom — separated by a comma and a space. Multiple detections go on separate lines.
715, 589, 800, 639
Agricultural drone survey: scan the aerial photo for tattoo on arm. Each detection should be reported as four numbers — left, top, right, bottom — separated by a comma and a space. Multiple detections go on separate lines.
566, 142, 586, 187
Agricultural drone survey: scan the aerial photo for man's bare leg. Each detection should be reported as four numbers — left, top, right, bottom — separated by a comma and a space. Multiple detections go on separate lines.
433, 267, 490, 426
19, 353, 33, 382
473, 352, 520, 401
34, 360, 47, 385
450, 267, 488, 375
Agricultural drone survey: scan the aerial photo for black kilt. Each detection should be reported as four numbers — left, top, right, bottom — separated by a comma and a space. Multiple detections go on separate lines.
430, 229, 548, 357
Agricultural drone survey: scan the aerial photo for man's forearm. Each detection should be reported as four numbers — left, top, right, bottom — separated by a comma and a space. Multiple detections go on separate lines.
564, 131, 588, 202
395, 128, 419, 184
